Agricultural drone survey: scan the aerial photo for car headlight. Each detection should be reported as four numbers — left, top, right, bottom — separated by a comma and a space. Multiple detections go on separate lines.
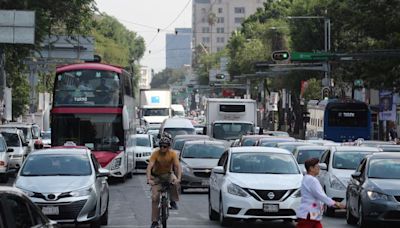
330, 175, 346, 190
181, 163, 192, 174
70, 187, 92, 197
292, 188, 301, 198
18, 188, 35, 197
227, 183, 249, 197
111, 157, 122, 170
367, 191, 389, 201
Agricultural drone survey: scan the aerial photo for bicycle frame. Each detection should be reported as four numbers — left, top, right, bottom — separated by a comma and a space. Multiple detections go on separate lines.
159, 182, 171, 228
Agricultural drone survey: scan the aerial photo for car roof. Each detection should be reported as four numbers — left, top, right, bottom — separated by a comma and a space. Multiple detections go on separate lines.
332, 146, 381, 152
0, 128, 22, 134
241, 135, 272, 139
229, 146, 291, 154
259, 137, 296, 141
296, 145, 330, 150
0, 122, 37, 127
369, 152, 400, 159
131, 134, 151, 138
277, 142, 314, 146
174, 135, 209, 140
163, 118, 194, 128
184, 140, 225, 145
32, 147, 90, 155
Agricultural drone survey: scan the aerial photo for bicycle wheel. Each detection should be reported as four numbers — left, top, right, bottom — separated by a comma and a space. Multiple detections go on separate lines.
161, 196, 168, 228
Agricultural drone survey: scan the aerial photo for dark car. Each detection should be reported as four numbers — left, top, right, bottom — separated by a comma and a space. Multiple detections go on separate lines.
238, 135, 271, 146
346, 153, 400, 227
171, 135, 210, 154
0, 186, 58, 228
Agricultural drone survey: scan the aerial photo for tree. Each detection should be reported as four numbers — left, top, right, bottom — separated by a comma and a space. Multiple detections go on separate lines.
303, 78, 322, 100
150, 68, 187, 89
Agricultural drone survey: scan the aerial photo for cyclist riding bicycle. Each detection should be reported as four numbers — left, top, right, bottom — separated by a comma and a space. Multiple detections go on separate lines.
147, 133, 182, 228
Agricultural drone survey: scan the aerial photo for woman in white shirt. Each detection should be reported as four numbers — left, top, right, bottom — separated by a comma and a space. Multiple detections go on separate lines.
296, 158, 345, 228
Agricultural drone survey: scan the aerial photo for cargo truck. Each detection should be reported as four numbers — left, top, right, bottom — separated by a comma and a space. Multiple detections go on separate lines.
205, 98, 257, 141
139, 89, 172, 125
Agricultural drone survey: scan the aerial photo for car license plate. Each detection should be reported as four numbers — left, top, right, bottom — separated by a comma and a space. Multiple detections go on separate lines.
263, 204, 279, 213
42, 206, 59, 215
201, 179, 209, 186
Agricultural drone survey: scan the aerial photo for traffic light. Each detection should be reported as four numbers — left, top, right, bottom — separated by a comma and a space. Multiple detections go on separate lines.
322, 87, 330, 99
272, 51, 290, 61
216, 74, 226, 80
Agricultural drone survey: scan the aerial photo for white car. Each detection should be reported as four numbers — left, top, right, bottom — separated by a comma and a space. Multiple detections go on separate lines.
0, 128, 29, 170
0, 135, 10, 183
208, 147, 302, 226
127, 134, 154, 169
317, 146, 381, 216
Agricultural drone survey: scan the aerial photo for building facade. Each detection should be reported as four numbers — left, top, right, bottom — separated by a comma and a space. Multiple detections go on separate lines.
192, 0, 265, 53
166, 28, 192, 69
139, 66, 152, 89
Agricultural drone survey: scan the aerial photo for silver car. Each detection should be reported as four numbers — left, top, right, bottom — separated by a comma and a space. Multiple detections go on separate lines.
14, 147, 110, 227
0, 128, 29, 169
0, 135, 10, 183
180, 140, 226, 192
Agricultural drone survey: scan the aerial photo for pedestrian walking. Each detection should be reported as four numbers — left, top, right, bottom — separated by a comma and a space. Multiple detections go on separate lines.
296, 158, 345, 228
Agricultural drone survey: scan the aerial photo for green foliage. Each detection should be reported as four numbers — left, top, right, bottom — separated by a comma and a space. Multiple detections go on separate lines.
150, 68, 187, 89
303, 78, 322, 100
195, 48, 228, 85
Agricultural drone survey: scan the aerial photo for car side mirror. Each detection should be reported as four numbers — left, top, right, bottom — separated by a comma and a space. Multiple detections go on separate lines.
23, 142, 29, 147
7, 148, 14, 153
97, 168, 110, 177
319, 163, 327, 171
351, 171, 362, 179
212, 166, 225, 175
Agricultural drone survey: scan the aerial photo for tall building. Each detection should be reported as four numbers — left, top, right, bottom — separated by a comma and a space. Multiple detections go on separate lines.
166, 28, 192, 69
139, 66, 152, 89
192, 0, 265, 53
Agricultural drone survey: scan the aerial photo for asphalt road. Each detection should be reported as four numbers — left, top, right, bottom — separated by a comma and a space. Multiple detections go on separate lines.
2, 171, 354, 228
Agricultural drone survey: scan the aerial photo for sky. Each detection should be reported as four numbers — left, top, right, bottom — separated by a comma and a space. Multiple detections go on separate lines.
95, 0, 192, 73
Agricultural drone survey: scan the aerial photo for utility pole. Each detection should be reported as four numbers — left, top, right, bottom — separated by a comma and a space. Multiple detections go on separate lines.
0, 48, 5, 121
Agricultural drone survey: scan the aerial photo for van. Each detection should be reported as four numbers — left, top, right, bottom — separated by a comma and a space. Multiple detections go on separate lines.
159, 118, 195, 139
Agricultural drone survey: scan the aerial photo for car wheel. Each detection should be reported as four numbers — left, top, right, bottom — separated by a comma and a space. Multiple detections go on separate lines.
208, 192, 218, 221
0, 174, 8, 183
219, 195, 233, 227
324, 204, 335, 217
357, 203, 370, 228
346, 201, 357, 225
90, 219, 101, 228
101, 197, 109, 225
127, 170, 133, 179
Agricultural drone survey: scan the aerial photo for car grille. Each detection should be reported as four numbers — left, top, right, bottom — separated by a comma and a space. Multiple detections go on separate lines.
383, 211, 400, 220
245, 209, 296, 216
193, 171, 211, 178
38, 200, 87, 220
395, 196, 400, 202
32, 192, 72, 201
250, 189, 288, 201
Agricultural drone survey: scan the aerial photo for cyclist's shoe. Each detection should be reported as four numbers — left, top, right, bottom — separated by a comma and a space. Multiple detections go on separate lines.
170, 201, 178, 210
150, 221, 159, 228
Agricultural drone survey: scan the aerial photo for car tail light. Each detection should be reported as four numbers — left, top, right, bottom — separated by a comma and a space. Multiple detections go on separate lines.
0, 161, 5, 166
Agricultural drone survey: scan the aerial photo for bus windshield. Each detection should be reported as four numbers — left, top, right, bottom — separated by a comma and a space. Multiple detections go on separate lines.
213, 123, 254, 141
54, 69, 122, 107
52, 114, 124, 152
327, 107, 368, 127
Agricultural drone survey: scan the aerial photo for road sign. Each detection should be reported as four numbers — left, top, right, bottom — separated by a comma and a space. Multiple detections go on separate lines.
272, 51, 290, 61
291, 52, 330, 61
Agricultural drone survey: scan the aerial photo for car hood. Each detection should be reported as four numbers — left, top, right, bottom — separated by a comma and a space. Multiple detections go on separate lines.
16, 176, 93, 193
143, 116, 167, 124
133, 146, 152, 153
181, 158, 219, 169
228, 173, 302, 190
368, 179, 400, 196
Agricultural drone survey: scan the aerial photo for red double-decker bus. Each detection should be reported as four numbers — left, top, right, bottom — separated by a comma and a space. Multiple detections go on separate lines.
51, 62, 136, 180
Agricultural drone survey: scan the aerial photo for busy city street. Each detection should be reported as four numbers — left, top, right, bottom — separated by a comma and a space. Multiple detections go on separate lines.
3, 173, 353, 228
1, 0, 400, 228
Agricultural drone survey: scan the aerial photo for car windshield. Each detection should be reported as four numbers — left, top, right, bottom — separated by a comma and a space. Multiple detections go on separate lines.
260, 139, 295, 147
135, 137, 150, 147
172, 139, 187, 151
164, 128, 195, 138
296, 149, 326, 164
21, 154, 92, 176
213, 123, 253, 140
379, 146, 400, 152
333, 151, 372, 169
241, 138, 258, 146
1, 132, 20, 147
230, 152, 299, 174
368, 159, 400, 179
182, 144, 225, 159
42, 132, 51, 140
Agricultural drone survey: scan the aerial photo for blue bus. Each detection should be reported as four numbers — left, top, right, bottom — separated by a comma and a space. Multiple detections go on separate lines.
306, 99, 371, 142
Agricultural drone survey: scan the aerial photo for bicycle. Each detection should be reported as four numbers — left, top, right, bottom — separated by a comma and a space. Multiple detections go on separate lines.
159, 182, 172, 228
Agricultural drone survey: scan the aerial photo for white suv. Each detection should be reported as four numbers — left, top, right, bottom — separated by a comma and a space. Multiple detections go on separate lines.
317, 146, 381, 216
